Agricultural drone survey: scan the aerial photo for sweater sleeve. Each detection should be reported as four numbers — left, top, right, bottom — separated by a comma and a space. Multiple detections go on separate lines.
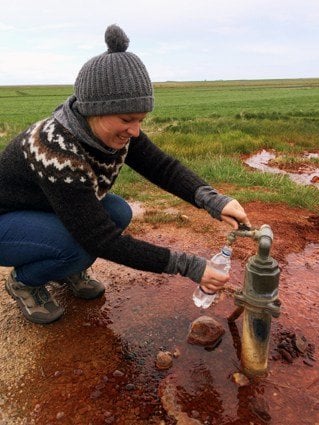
125, 131, 208, 206
39, 172, 208, 282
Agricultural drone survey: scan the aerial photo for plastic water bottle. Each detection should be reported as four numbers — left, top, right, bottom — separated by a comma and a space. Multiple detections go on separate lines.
192, 245, 232, 309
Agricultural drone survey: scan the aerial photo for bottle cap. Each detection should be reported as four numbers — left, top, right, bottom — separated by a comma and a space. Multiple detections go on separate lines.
222, 245, 232, 256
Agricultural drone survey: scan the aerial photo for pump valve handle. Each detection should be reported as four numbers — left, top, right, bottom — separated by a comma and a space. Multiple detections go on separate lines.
235, 220, 252, 231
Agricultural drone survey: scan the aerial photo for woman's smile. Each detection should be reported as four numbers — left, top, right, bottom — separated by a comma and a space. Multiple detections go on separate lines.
87, 113, 147, 150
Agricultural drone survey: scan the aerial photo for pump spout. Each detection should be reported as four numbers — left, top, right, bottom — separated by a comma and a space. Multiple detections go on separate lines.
232, 224, 281, 377
257, 225, 273, 260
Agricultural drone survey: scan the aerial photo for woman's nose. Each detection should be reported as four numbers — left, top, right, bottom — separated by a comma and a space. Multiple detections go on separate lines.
127, 122, 140, 137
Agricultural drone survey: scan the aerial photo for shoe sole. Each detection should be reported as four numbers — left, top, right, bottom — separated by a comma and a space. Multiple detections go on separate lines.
5, 280, 64, 324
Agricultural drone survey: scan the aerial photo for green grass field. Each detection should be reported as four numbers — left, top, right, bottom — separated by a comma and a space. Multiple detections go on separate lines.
0, 79, 318, 212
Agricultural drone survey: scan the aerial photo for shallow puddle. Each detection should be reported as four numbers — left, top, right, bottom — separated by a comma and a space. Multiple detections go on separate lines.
245, 150, 319, 188
7, 245, 316, 425
97, 248, 318, 425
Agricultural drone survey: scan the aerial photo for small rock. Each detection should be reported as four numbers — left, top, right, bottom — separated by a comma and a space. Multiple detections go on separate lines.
156, 351, 173, 370
125, 383, 136, 391
191, 410, 200, 418
90, 389, 102, 399
56, 412, 65, 420
34, 404, 41, 413
113, 370, 124, 377
294, 333, 308, 353
278, 348, 293, 363
103, 411, 112, 418
187, 316, 225, 347
232, 372, 250, 387
278, 341, 289, 350
173, 348, 181, 358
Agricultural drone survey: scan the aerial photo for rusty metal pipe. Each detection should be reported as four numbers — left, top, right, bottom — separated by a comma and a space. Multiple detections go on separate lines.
241, 306, 272, 376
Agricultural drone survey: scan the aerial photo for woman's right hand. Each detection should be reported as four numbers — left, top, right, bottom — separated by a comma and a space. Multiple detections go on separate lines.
199, 261, 230, 294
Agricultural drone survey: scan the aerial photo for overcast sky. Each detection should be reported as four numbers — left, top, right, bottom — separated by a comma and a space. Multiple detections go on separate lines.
0, 0, 318, 85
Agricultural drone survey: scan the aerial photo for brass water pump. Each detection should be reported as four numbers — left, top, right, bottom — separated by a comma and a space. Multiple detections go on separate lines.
227, 224, 281, 377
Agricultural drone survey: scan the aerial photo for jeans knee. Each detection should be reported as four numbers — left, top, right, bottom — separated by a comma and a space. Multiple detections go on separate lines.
101, 193, 132, 230
60, 240, 95, 271
119, 201, 132, 229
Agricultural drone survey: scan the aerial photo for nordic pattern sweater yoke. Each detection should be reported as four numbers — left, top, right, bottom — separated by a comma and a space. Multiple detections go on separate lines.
0, 117, 208, 274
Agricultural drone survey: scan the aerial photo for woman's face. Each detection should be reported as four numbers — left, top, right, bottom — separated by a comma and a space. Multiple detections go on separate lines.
87, 112, 147, 150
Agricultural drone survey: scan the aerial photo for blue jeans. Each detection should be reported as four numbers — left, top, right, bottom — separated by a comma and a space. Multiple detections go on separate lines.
0, 193, 132, 286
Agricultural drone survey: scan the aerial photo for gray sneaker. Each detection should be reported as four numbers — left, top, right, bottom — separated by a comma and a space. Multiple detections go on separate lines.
57, 270, 105, 300
5, 271, 64, 324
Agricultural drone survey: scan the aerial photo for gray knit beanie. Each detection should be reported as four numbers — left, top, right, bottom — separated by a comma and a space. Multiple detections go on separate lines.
74, 25, 154, 116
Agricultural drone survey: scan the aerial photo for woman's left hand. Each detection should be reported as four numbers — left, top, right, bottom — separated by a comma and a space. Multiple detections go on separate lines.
220, 199, 251, 229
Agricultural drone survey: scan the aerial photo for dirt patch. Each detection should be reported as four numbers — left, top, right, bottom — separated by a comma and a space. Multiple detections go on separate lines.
0, 201, 318, 424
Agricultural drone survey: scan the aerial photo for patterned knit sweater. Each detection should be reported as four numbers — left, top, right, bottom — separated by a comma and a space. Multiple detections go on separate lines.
0, 117, 208, 274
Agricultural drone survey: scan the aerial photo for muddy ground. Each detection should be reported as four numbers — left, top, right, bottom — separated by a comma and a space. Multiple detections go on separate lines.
0, 198, 318, 425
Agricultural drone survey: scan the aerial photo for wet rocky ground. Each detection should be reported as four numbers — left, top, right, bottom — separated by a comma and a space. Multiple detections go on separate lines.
0, 199, 318, 425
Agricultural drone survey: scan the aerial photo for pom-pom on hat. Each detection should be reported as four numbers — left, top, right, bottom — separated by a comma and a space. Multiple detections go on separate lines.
74, 25, 154, 116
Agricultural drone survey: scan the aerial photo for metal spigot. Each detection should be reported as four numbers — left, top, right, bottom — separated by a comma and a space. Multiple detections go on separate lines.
227, 224, 281, 377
